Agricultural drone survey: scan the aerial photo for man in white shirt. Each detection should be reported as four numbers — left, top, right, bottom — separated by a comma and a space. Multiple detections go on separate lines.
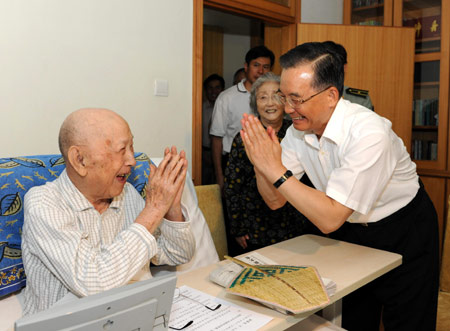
22, 108, 195, 315
202, 74, 224, 184
210, 45, 274, 190
240, 42, 439, 331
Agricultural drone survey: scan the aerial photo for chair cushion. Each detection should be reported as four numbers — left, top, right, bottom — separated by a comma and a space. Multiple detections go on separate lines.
194, 184, 228, 260
0, 153, 151, 297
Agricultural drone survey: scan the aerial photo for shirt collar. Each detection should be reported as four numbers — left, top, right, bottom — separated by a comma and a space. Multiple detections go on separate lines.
203, 99, 214, 108
321, 98, 348, 146
289, 99, 347, 150
58, 170, 125, 212
237, 79, 249, 94
291, 127, 319, 150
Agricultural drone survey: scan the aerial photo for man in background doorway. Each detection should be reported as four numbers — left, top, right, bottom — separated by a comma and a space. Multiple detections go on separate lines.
210, 45, 275, 191
232, 67, 246, 86
202, 74, 225, 184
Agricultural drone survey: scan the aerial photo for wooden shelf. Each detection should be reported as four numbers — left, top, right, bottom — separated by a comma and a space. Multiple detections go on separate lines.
415, 52, 441, 62
351, 3, 384, 20
417, 36, 441, 42
418, 168, 450, 179
416, 47, 441, 54
415, 81, 439, 87
414, 38, 441, 54
352, 3, 384, 12
403, 0, 441, 11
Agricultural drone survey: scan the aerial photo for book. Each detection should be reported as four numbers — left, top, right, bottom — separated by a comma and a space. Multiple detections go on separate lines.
209, 252, 336, 315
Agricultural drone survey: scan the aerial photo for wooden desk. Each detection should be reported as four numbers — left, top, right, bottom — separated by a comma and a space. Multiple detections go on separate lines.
177, 234, 402, 330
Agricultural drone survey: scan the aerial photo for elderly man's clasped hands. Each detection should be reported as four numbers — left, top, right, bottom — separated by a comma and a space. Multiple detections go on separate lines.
142, 147, 188, 232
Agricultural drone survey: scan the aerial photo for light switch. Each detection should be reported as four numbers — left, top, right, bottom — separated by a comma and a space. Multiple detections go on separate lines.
154, 79, 169, 97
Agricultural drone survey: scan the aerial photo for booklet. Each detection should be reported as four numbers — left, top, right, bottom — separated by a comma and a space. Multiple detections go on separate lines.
209, 252, 336, 315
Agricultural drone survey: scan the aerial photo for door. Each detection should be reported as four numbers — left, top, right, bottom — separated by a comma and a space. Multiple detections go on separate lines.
193, 0, 299, 184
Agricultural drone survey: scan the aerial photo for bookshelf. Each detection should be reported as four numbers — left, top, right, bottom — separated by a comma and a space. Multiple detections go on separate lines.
344, 0, 393, 25
397, 1, 449, 254
350, 0, 386, 25
344, 0, 450, 255
412, 59, 440, 162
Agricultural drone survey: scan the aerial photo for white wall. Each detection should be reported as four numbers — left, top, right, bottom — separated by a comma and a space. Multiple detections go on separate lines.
223, 34, 251, 88
302, 0, 343, 24
0, 0, 193, 168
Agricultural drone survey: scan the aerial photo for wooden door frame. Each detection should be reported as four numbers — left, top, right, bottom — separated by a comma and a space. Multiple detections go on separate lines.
192, 0, 203, 186
192, 0, 300, 184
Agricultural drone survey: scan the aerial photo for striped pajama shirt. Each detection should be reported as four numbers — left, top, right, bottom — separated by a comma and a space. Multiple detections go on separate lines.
21, 170, 195, 315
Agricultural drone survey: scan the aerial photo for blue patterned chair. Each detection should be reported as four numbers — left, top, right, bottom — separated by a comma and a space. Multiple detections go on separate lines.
0, 153, 151, 298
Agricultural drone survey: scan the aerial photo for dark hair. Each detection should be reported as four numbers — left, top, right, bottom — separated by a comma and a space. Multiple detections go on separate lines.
233, 67, 245, 84
203, 73, 225, 90
245, 45, 275, 67
322, 40, 347, 65
279, 42, 344, 97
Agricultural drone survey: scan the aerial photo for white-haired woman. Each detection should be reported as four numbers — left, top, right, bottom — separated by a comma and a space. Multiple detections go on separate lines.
223, 72, 313, 255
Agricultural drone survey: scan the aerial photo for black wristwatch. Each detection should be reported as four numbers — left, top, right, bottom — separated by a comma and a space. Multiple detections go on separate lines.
273, 170, 293, 189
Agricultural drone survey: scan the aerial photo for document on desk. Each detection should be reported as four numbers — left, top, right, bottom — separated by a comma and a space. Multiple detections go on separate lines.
169, 285, 272, 331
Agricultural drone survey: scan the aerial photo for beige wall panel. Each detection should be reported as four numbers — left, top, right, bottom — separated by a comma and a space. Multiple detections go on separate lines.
265, 24, 297, 75
203, 25, 224, 80
264, 25, 283, 74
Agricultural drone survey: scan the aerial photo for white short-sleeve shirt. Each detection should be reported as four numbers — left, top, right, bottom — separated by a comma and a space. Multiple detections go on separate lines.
281, 98, 419, 224
209, 80, 251, 154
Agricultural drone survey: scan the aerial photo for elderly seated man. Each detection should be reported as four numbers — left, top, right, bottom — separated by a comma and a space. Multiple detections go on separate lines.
21, 108, 195, 315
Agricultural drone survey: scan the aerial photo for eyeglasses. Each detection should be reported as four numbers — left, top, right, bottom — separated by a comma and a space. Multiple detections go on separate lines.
169, 288, 222, 330
275, 86, 331, 109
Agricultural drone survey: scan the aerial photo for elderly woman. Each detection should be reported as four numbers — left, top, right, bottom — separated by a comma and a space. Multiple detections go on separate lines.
223, 72, 313, 255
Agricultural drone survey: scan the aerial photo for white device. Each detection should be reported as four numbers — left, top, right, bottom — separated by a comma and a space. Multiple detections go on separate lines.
14, 275, 177, 331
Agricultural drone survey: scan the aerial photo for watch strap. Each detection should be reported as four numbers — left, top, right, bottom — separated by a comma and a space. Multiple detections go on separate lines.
273, 170, 293, 189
